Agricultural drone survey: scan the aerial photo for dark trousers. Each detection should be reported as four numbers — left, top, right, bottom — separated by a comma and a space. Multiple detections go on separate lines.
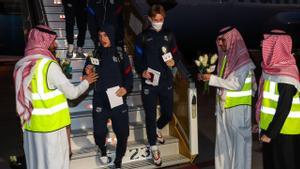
92, 91, 129, 162
62, 0, 87, 47
87, 0, 124, 48
262, 134, 300, 169
142, 82, 173, 146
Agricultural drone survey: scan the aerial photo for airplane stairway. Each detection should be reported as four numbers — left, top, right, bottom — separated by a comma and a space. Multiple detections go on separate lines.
40, 0, 198, 168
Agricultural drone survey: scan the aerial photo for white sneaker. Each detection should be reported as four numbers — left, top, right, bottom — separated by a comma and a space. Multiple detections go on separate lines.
67, 44, 74, 58
156, 128, 165, 144
99, 156, 109, 165
151, 145, 162, 166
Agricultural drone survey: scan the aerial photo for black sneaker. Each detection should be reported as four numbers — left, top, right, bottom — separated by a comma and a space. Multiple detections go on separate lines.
114, 160, 122, 169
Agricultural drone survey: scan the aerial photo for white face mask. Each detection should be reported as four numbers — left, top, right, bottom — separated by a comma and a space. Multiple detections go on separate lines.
151, 21, 163, 31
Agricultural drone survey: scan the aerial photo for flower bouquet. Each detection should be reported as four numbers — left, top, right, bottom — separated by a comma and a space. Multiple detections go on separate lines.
195, 54, 218, 94
58, 58, 72, 79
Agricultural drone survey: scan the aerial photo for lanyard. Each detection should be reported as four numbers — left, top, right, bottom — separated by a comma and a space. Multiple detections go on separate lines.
219, 55, 227, 78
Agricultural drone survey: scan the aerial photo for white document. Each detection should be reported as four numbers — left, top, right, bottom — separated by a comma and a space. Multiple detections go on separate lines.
145, 68, 160, 86
106, 86, 123, 108
162, 52, 173, 62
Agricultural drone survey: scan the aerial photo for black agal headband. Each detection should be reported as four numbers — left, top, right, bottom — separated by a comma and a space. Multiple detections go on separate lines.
35, 26, 57, 36
217, 26, 235, 36
264, 31, 290, 36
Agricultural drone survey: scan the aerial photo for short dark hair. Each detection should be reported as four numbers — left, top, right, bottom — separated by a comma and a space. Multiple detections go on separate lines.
148, 4, 166, 18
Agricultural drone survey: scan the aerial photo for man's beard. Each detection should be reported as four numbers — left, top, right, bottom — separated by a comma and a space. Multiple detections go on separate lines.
49, 47, 57, 57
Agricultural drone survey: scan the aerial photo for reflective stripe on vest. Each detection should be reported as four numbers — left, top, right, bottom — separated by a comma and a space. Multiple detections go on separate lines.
260, 80, 300, 135
224, 72, 253, 108
25, 58, 70, 132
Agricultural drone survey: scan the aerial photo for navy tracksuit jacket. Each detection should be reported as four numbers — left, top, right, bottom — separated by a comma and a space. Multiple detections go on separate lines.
83, 24, 132, 162
135, 27, 181, 146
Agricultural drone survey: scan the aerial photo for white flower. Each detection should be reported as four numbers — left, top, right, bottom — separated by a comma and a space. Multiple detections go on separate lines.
162, 46, 167, 54
56, 50, 61, 58
210, 54, 218, 64
202, 54, 208, 67
206, 65, 216, 73
198, 55, 204, 64
87, 51, 93, 57
195, 60, 201, 67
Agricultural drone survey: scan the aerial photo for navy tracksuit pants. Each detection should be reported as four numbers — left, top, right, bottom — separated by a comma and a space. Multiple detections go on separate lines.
92, 91, 129, 162
142, 82, 173, 146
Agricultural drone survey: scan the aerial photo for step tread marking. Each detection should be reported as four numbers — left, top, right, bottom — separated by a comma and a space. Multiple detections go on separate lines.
70, 154, 189, 169
71, 136, 179, 159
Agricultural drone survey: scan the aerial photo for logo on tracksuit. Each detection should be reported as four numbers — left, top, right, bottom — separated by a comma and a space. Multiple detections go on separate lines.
144, 89, 150, 95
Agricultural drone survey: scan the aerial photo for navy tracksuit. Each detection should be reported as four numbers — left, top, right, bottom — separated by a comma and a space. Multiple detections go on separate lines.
62, 0, 87, 47
86, 0, 124, 48
83, 25, 133, 163
135, 28, 181, 146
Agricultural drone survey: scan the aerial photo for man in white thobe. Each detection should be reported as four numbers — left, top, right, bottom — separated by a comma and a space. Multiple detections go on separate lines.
200, 26, 256, 169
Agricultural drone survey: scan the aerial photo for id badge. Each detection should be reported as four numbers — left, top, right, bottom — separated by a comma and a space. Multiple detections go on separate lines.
162, 52, 173, 62
90, 57, 100, 65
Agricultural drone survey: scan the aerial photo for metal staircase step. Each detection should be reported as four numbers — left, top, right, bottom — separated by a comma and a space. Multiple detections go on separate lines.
118, 154, 190, 169
55, 29, 92, 40
70, 136, 183, 169
44, 6, 64, 14
47, 13, 66, 22
48, 21, 66, 30
70, 105, 146, 131
70, 122, 169, 151
56, 39, 94, 49
42, 0, 63, 7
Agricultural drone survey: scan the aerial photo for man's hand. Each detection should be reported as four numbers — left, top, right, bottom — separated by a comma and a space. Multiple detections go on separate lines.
260, 134, 271, 143
83, 72, 98, 84
199, 73, 211, 81
142, 70, 151, 79
85, 64, 94, 75
166, 59, 175, 67
116, 87, 127, 97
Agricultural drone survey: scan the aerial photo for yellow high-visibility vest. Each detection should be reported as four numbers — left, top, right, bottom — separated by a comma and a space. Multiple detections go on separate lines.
24, 58, 70, 132
224, 72, 253, 108
260, 80, 300, 134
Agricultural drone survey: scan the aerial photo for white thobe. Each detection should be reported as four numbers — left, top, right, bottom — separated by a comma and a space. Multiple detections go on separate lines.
209, 63, 256, 169
24, 62, 89, 169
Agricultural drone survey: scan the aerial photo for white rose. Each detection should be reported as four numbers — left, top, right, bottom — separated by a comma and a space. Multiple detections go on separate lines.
202, 54, 209, 67
206, 65, 216, 73
198, 55, 204, 64
162, 46, 167, 54
195, 60, 201, 67
210, 54, 218, 64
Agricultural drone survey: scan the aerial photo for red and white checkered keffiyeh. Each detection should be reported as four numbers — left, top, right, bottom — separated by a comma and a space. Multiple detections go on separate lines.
13, 25, 57, 126
216, 27, 253, 98
216, 27, 252, 79
255, 30, 300, 123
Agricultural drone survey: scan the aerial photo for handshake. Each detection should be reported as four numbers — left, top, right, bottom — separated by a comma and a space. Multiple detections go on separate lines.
82, 64, 98, 84
84, 64, 127, 96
